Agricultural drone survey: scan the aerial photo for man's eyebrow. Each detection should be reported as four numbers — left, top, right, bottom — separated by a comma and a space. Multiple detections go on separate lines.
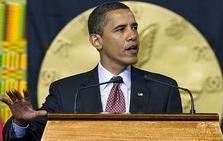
113, 24, 127, 30
131, 22, 138, 26
113, 22, 138, 31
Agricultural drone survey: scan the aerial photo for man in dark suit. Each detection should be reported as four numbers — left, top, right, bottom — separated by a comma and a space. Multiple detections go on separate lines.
1, 1, 182, 140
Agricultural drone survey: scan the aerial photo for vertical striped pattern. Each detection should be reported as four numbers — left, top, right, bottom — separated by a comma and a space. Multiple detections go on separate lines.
0, 3, 5, 41
0, 0, 27, 123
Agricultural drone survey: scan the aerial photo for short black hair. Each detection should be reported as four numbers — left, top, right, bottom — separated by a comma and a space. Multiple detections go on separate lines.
88, 1, 130, 35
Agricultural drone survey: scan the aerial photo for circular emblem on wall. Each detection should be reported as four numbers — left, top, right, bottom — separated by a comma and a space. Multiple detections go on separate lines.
38, 1, 223, 115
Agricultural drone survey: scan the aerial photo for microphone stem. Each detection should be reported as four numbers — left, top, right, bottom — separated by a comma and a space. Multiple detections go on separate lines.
179, 87, 196, 114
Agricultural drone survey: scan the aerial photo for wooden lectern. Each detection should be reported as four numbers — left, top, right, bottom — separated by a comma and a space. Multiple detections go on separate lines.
41, 113, 222, 141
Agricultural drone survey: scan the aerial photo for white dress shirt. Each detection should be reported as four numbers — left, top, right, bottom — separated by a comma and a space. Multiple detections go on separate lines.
98, 62, 131, 113
11, 121, 28, 138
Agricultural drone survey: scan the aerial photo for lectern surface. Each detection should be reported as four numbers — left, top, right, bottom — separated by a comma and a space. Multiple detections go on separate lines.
41, 114, 223, 141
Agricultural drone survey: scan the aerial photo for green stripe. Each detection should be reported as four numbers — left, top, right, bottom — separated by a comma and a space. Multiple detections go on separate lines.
17, 3, 22, 40
0, 3, 5, 41
2, 52, 6, 69
0, 53, 2, 67
1, 79, 5, 94
19, 2, 26, 39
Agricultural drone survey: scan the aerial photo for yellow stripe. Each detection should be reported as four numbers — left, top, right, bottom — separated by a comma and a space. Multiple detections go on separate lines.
15, 53, 19, 69
6, 52, 10, 69
14, 80, 18, 90
20, 53, 26, 69
19, 80, 26, 95
11, 52, 14, 70
9, 52, 13, 70
5, 2, 21, 41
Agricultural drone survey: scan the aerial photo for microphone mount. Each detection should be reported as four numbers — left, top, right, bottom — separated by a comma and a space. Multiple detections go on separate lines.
144, 75, 196, 114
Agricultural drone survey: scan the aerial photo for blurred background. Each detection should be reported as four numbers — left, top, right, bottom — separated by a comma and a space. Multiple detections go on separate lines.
0, 0, 223, 139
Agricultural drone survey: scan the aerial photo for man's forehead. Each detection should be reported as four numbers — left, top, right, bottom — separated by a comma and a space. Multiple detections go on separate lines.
106, 9, 134, 18
104, 9, 136, 25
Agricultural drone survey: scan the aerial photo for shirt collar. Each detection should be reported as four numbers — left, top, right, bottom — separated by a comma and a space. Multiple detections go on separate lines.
98, 62, 131, 90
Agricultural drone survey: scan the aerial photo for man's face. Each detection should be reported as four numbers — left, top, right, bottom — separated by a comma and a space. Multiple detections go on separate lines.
98, 9, 139, 69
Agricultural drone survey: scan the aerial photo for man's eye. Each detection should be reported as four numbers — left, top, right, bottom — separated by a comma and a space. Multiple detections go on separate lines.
116, 28, 124, 32
132, 26, 138, 31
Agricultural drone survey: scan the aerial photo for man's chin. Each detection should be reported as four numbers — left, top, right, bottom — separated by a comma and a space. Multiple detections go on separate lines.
126, 58, 138, 65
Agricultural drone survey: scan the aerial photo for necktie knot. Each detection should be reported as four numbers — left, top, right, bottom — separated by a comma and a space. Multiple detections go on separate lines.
110, 76, 123, 84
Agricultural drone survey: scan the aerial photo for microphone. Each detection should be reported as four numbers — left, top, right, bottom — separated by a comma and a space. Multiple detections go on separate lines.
144, 75, 196, 114
73, 76, 123, 113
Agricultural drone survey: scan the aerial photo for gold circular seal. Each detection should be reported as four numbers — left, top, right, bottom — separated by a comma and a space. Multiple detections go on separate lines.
38, 1, 223, 115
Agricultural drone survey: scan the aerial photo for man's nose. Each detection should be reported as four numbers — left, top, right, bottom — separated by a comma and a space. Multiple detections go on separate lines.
126, 28, 138, 41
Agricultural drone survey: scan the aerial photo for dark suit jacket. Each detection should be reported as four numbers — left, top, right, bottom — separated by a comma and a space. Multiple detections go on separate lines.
3, 66, 182, 141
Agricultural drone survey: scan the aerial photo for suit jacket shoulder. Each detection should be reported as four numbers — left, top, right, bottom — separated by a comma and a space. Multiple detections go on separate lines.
50, 66, 98, 89
43, 66, 101, 113
132, 67, 178, 84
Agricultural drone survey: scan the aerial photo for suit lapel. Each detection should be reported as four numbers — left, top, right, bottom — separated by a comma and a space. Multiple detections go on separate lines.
78, 67, 103, 113
130, 67, 151, 113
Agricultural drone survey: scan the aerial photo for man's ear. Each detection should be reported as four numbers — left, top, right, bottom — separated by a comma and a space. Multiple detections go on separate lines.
89, 34, 102, 50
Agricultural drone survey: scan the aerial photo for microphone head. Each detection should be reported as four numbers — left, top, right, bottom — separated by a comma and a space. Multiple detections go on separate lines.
111, 76, 123, 83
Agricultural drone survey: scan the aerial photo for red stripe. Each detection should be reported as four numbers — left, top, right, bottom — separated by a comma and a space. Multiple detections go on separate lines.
4, 3, 9, 41
0, 117, 3, 141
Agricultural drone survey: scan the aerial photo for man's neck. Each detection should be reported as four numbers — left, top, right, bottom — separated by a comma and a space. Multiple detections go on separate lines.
99, 61, 129, 75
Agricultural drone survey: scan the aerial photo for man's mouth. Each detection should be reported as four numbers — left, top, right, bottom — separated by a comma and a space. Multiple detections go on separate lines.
125, 44, 138, 54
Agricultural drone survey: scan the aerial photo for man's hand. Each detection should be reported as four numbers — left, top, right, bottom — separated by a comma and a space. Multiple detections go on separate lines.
0, 89, 47, 126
